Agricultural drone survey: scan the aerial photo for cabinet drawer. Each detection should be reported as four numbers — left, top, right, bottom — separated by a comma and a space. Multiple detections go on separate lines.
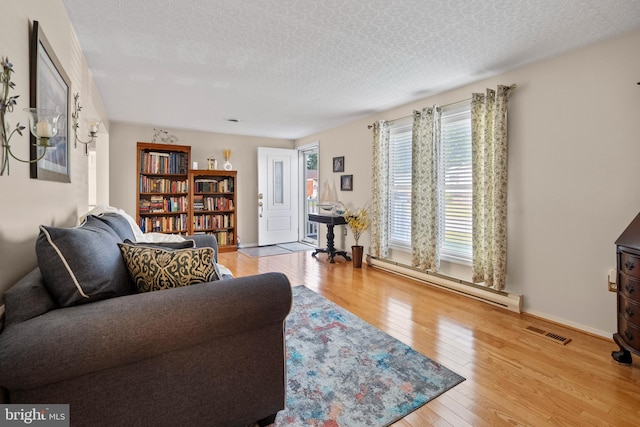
619, 273, 640, 302
620, 252, 640, 279
619, 294, 640, 326
618, 315, 640, 352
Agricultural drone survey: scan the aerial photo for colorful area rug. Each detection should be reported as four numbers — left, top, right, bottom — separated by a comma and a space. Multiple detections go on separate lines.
275, 286, 465, 426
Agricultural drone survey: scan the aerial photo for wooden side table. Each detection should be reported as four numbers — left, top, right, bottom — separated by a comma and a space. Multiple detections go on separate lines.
308, 214, 351, 263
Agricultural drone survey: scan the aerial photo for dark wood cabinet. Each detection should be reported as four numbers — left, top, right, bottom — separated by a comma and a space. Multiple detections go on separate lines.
613, 212, 640, 365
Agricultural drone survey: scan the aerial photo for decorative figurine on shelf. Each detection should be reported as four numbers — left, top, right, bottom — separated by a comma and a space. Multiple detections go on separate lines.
207, 157, 217, 170
223, 148, 232, 170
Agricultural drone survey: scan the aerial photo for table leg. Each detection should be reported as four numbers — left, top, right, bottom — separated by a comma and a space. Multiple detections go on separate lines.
326, 224, 336, 263
310, 221, 351, 263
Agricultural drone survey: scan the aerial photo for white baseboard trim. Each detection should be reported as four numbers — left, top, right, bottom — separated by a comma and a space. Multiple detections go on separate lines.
238, 242, 258, 249
525, 309, 612, 339
367, 255, 523, 313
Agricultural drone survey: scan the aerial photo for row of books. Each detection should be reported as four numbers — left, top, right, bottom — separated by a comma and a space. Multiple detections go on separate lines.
193, 214, 235, 231
213, 230, 235, 246
139, 196, 188, 213
139, 177, 188, 194
193, 178, 234, 193
139, 214, 188, 233
193, 195, 234, 211
140, 151, 188, 175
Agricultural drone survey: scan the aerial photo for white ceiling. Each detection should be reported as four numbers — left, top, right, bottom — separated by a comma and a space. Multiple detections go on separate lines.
62, 0, 640, 140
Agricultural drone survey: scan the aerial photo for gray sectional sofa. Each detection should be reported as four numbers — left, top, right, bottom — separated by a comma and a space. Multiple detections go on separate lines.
0, 214, 292, 427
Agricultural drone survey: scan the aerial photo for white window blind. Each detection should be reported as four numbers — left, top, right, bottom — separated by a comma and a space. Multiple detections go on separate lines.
386, 104, 472, 264
441, 104, 472, 262
388, 118, 413, 248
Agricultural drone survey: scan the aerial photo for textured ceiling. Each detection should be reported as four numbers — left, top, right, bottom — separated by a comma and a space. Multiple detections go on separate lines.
62, 0, 640, 140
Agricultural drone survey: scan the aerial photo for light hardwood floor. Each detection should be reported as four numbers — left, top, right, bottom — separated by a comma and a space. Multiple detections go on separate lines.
219, 249, 640, 426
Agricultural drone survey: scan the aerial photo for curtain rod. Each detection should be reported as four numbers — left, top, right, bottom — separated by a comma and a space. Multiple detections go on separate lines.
367, 84, 516, 129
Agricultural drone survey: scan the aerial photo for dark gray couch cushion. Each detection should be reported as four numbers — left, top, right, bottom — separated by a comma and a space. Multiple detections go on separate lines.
3, 268, 56, 328
91, 213, 136, 241
36, 216, 134, 307
118, 243, 220, 292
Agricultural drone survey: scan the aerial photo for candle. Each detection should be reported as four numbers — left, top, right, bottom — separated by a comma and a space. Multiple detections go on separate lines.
89, 123, 99, 134
36, 121, 53, 138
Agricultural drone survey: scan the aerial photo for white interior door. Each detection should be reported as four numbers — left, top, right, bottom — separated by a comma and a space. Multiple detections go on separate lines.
258, 147, 299, 246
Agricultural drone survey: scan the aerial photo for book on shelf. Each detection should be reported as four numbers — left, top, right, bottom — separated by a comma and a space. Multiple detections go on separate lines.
193, 195, 205, 211
140, 151, 188, 175
213, 230, 234, 246
139, 214, 188, 233
192, 213, 235, 231
193, 177, 235, 193
193, 196, 234, 211
139, 176, 188, 193
139, 195, 187, 213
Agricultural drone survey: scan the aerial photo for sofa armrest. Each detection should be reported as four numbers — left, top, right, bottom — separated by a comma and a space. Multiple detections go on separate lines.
188, 234, 219, 261
0, 272, 291, 390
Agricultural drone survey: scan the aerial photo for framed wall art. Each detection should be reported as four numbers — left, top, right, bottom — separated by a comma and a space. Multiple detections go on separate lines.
340, 174, 353, 191
332, 156, 344, 173
29, 20, 71, 182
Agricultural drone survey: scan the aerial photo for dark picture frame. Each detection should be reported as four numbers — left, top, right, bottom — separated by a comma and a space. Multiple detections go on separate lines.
340, 174, 353, 191
29, 21, 71, 182
332, 156, 344, 173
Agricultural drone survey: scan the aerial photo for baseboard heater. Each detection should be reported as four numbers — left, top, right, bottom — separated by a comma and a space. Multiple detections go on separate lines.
367, 255, 523, 313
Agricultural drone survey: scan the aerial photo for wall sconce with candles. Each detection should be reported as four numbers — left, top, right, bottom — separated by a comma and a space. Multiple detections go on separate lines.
0, 57, 60, 176
72, 92, 101, 155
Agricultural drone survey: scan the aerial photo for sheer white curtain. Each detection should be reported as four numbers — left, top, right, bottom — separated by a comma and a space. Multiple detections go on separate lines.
411, 107, 442, 271
371, 120, 390, 259
471, 85, 513, 290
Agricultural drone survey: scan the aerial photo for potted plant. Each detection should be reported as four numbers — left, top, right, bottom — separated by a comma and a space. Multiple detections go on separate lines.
343, 207, 369, 268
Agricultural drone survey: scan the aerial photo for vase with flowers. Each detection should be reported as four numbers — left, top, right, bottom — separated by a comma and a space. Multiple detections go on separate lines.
343, 206, 369, 268
223, 148, 232, 170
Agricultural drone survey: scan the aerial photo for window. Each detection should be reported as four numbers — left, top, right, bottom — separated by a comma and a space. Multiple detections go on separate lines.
388, 118, 413, 248
441, 104, 472, 262
387, 103, 472, 263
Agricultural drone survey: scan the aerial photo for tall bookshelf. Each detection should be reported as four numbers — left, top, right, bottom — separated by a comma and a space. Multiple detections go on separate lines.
189, 169, 237, 252
136, 142, 191, 235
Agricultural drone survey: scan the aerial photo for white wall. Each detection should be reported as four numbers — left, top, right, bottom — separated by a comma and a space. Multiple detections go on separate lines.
0, 0, 109, 297
296, 29, 640, 337
108, 122, 293, 246
3, 1, 637, 336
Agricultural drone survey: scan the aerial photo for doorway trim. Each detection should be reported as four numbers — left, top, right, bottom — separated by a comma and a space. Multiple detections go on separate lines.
298, 141, 319, 246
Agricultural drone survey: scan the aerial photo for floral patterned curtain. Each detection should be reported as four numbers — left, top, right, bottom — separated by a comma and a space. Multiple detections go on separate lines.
371, 120, 390, 259
471, 85, 513, 290
411, 107, 442, 271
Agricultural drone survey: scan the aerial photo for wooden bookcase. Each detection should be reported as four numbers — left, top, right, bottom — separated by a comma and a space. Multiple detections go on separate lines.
188, 169, 238, 252
136, 142, 191, 235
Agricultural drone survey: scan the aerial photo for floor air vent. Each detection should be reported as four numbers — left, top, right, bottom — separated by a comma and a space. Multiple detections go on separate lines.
524, 325, 571, 345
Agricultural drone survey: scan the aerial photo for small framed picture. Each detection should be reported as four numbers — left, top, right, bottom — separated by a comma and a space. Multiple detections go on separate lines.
340, 174, 353, 191
333, 156, 344, 173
